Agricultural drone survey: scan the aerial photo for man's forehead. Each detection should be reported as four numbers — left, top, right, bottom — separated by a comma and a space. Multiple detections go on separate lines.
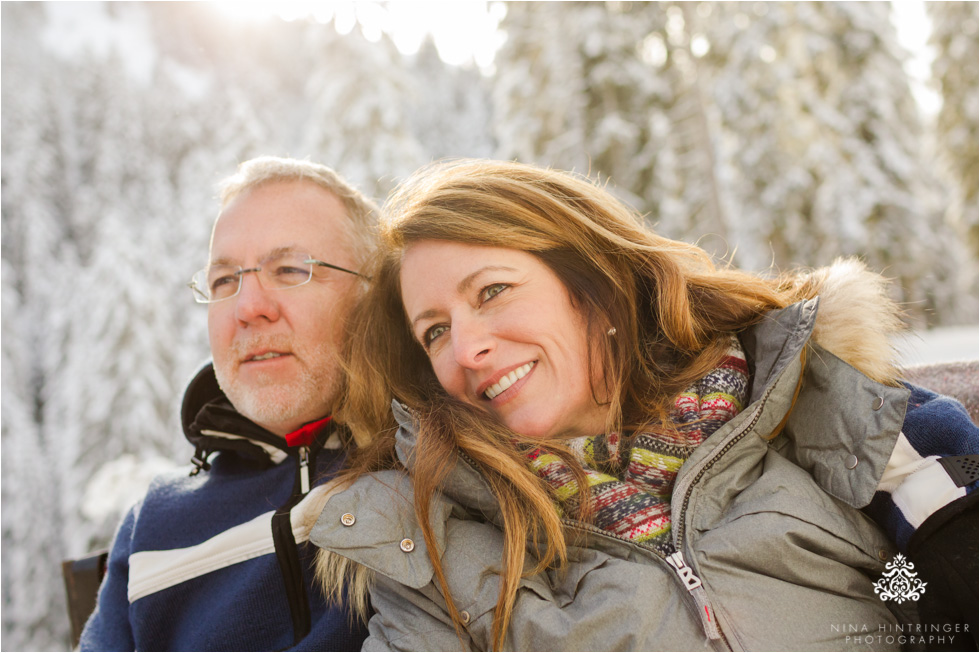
208, 181, 353, 263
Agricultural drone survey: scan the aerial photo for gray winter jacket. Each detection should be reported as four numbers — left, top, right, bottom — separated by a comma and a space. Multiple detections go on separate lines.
311, 290, 912, 650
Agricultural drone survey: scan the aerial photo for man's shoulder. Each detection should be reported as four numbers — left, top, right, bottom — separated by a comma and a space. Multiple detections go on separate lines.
138, 464, 206, 501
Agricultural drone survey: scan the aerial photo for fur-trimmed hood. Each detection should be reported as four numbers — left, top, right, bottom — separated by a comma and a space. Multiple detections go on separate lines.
793, 258, 906, 386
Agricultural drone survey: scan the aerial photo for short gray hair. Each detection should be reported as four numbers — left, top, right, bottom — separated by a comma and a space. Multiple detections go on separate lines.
217, 156, 378, 264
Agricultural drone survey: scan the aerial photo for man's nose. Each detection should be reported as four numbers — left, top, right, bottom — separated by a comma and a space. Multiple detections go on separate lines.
451, 316, 494, 368
233, 271, 281, 324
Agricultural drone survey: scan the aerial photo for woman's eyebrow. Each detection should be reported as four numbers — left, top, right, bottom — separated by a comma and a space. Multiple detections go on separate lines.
411, 308, 439, 331
455, 265, 517, 294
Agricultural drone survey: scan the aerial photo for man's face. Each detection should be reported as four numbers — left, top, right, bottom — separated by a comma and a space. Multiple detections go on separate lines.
207, 180, 361, 436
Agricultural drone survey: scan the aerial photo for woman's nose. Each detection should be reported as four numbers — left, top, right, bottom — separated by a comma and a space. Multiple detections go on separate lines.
451, 316, 494, 368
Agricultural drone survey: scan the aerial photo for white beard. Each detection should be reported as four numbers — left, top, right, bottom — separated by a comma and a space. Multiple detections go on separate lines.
214, 340, 340, 435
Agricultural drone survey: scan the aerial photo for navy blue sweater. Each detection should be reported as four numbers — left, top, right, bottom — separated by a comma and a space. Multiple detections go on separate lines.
80, 364, 368, 651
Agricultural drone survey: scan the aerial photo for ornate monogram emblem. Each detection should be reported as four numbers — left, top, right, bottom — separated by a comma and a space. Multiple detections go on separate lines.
873, 553, 927, 603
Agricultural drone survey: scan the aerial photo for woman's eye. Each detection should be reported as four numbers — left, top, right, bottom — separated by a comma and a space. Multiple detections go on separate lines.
480, 283, 508, 303
424, 324, 448, 346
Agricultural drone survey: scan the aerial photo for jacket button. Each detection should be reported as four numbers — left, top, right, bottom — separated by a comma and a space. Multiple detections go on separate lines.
400, 538, 415, 552
845, 455, 859, 470
878, 549, 889, 561
872, 396, 884, 411
340, 513, 356, 526
460, 611, 471, 624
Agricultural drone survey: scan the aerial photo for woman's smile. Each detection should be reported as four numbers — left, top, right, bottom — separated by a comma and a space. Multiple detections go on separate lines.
481, 360, 537, 401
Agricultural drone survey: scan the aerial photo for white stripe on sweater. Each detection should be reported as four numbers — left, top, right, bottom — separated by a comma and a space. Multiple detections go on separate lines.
877, 431, 965, 529
128, 481, 338, 602
199, 430, 289, 463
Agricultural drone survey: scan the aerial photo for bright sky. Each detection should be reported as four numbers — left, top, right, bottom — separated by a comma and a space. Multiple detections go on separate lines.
890, 0, 941, 115
211, 1, 507, 70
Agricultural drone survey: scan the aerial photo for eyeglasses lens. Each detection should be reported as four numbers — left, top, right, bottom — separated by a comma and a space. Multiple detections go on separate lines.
190, 252, 315, 303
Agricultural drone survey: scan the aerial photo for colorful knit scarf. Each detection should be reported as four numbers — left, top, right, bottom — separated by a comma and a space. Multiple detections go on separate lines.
526, 337, 749, 556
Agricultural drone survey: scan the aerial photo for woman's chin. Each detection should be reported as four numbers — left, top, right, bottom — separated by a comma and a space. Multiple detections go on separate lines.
502, 417, 555, 441
505, 418, 577, 442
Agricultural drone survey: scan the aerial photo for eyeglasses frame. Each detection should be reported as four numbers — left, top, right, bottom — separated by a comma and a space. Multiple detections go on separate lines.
188, 255, 371, 304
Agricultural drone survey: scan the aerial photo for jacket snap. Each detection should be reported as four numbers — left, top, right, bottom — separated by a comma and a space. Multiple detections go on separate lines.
341, 513, 356, 526
399, 538, 415, 552
872, 396, 884, 410
460, 611, 471, 624
845, 454, 859, 469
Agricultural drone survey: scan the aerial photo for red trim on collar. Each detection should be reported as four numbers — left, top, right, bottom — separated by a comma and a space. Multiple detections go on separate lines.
284, 416, 332, 448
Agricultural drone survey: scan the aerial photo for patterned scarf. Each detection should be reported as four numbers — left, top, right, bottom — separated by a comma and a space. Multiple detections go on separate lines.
527, 337, 749, 556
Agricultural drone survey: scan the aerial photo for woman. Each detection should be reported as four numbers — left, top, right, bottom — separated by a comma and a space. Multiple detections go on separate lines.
310, 160, 977, 651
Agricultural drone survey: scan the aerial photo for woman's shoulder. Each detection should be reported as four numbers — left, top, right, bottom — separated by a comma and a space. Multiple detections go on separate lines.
310, 470, 457, 589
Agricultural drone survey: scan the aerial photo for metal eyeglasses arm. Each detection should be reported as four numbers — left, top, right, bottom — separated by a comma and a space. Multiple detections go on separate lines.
306, 259, 372, 281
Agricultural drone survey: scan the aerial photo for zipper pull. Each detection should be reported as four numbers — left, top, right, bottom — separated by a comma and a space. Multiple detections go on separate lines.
667, 551, 702, 589
667, 551, 722, 641
299, 446, 310, 495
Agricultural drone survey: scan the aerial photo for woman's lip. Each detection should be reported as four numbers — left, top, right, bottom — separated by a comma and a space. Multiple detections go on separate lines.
475, 360, 537, 397
480, 361, 537, 403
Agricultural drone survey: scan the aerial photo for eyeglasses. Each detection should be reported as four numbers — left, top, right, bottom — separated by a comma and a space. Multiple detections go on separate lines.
188, 250, 369, 303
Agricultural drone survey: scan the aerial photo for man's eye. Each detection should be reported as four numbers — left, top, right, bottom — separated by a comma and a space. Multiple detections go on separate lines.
480, 283, 508, 303
210, 275, 237, 291
424, 325, 448, 345
272, 265, 309, 279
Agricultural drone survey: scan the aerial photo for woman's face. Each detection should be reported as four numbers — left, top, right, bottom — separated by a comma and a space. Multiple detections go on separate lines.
400, 240, 608, 440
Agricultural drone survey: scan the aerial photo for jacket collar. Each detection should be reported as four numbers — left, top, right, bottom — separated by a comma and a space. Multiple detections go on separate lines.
392, 400, 506, 526
181, 362, 337, 469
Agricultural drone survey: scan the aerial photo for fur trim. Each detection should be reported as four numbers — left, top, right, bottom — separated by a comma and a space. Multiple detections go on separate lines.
796, 258, 906, 386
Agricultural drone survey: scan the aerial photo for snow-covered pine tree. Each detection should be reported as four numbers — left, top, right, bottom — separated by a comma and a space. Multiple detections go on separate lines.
1, 6, 81, 648
408, 37, 495, 161
299, 22, 426, 198
699, 1, 971, 325
492, 2, 591, 172
494, 2, 708, 245
636, 2, 734, 257
928, 1, 979, 260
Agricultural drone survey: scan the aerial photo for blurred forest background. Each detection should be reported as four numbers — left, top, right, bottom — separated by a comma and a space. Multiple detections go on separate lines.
2, 1, 978, 649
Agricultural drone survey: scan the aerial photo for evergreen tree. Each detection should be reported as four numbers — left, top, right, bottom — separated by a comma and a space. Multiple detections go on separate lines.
408, 37, 495, 160
300, 23, 426, 197
698, 1, 971, 325
1, 6, 77, 647
928, 1, 979, 259
492, 2, 591, 172
493, 3, 729, 252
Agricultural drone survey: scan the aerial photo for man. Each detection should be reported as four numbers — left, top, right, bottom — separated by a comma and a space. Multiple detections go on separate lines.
80, 157, 376, 651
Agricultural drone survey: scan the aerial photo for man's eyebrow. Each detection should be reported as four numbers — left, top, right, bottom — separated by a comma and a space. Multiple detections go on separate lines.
209, 246, 301, 267
410, 265, 518, 330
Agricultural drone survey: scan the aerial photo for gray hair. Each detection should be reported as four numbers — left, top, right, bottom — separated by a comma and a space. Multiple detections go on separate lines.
217, 156, 379, 264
